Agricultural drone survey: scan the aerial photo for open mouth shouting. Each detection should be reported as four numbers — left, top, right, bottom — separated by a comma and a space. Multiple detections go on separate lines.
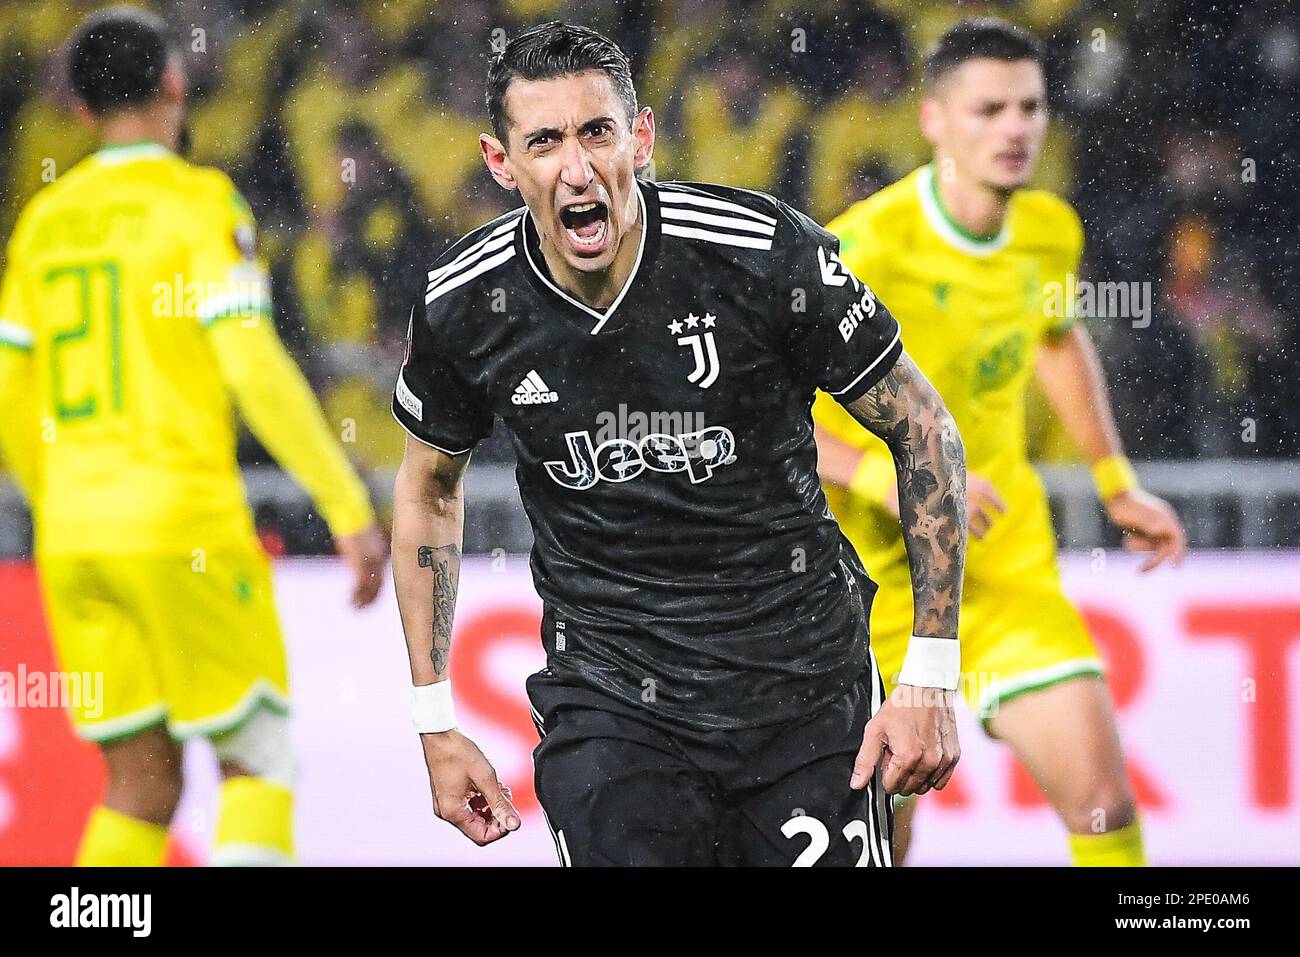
559, 199, 610, 256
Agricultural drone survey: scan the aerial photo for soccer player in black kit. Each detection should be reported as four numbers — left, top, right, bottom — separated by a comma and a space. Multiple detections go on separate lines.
391, 22, 968, 866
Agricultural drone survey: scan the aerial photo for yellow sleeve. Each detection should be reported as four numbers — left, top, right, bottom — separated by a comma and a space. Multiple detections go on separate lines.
1043, 199, 1085, 338
188, 172, 272, 327
189, 175, 375, 538
207, 317, 375, 538
0, 226, 39, 500
812, 390, 896, 505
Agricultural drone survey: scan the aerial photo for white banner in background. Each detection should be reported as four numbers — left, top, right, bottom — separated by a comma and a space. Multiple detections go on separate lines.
164, 552, 1299, 866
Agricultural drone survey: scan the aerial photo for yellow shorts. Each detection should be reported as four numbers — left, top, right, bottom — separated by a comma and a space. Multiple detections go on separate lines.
866, 544, 1102, 725
842, 459, 1104, 725
37, 547, 289, 743
868, 561, 1102, 722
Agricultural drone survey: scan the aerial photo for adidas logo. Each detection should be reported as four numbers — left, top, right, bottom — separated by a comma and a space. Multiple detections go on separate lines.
512, 370, 559, 405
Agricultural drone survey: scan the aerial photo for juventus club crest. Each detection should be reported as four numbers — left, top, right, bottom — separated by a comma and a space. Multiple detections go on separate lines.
668, 311, 719, 389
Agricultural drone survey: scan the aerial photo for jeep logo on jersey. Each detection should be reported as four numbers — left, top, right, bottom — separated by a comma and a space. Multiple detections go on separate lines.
544, 426, 737, 490
667, 312, 720, 389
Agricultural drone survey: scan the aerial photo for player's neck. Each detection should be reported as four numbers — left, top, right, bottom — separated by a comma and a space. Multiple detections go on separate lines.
931, 161, 1011, 240
536, 196, 643, 310
97, 107, 178, 153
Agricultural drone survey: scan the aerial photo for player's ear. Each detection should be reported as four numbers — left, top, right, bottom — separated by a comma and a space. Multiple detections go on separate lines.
71, 97, 98, 130
918, 96, 944, 148
480, 132, 517, 191
161, 56, 186, 105
631, 106, 655, 171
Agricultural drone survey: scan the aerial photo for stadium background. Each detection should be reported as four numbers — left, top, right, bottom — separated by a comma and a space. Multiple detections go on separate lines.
1, 0, 1298, 865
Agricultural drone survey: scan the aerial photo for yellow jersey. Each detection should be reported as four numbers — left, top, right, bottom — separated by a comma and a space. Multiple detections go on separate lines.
813, 163, 1083, 575
0, 141, 374, 557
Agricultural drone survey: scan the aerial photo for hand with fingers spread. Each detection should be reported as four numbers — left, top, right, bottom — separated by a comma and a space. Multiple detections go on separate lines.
851, 685, 960, 797
1105, 488, 1186, 572
421, 729, 521, 845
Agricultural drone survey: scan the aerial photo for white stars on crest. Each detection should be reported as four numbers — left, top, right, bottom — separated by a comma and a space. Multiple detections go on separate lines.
667, 312, 717, 334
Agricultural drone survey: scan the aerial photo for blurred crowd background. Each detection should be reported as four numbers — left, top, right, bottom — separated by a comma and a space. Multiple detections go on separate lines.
1, 0, 1297, 551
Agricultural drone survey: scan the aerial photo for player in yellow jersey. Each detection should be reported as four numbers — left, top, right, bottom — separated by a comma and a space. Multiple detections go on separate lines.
813, 18, 1186, 866
0, 8, 388, 866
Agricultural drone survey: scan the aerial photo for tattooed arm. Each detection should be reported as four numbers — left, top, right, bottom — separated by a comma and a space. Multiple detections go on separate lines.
843, 351, 967, 798
844, 351, 967, 639
393, 435, 519, 843
393, 436, 469, 684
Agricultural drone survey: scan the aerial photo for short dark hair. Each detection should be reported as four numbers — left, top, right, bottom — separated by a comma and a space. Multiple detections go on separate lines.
69, 6, 174, 116
485, 21, 638, 146
922, 17, 1045, 89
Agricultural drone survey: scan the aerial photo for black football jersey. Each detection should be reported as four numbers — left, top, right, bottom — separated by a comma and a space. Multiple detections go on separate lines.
393, 178, 904, 730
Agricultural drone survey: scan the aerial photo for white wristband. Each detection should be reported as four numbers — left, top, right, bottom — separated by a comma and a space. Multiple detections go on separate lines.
411, 681, 457, 733
896, 635, 961, 691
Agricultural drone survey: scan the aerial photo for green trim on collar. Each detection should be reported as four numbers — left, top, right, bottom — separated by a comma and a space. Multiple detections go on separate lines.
916, 164, 1010, 256
94, 141, 170, 163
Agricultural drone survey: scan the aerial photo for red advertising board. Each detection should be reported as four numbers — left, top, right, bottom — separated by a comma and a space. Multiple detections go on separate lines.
2, 553, 1298, 865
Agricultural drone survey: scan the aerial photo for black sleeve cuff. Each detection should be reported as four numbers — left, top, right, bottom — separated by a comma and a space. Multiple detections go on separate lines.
390, 400, 478, 456
830, 334, 904, 406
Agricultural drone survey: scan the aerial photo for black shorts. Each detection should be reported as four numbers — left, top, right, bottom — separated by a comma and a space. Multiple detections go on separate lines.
525, 654, 894, 866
